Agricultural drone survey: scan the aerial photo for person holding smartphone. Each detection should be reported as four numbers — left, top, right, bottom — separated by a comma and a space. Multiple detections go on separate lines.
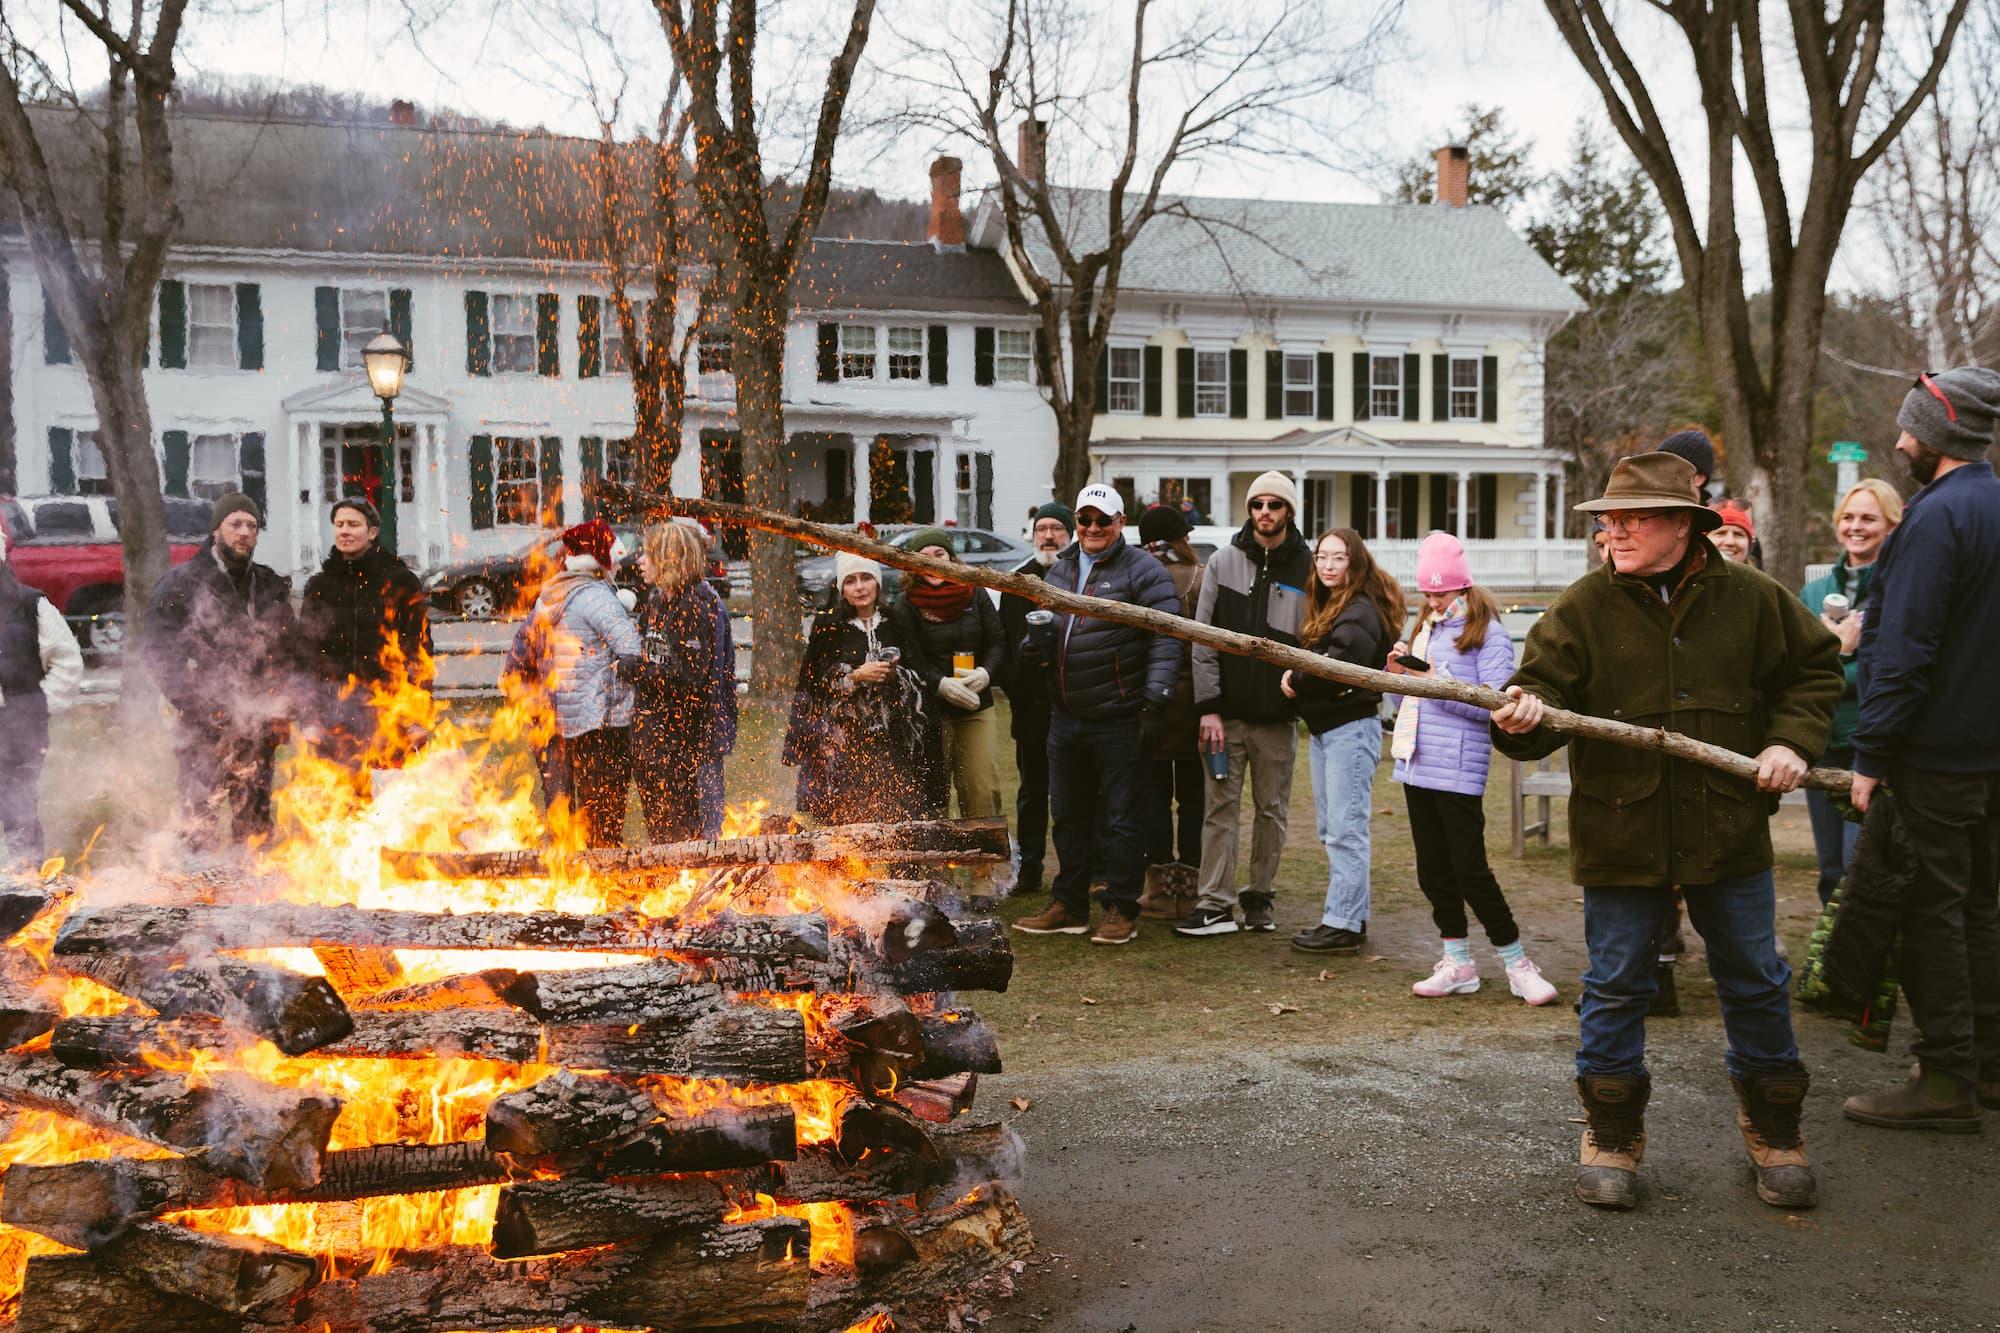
1385, 532, 1556, 1004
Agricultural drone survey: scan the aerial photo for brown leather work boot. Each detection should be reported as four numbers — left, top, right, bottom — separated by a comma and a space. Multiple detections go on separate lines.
1844, 1067, 1983, 1133
1574, 1075, 1649, 1209
1012, 901, 1089, 936
1090, 910, 1139, 946
1732, 1072, 1818, 1208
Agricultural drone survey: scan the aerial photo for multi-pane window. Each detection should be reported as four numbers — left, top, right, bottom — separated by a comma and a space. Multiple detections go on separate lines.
1107, 346, 1142, 413
342, 290, 390, 368
994, 329, 1033, 383
1370, 355, 1402, 419
605, 437, 640, 489
1449, 356, 1481, 420
839, 325, 878, 380
187, 284, 237, 368
696, 336, 734, 400
1283, 353, 1316, 417
490, 295, 537, 375
74, 431, 110, 495
887, 326, 925, 381
188, 434, 238, 501
1194, 350, 1229, 417
494, 436, 543, 525
605, 298, 651, 374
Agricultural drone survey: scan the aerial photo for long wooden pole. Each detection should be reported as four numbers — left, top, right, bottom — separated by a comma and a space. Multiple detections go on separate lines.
604, 484, 1854, 795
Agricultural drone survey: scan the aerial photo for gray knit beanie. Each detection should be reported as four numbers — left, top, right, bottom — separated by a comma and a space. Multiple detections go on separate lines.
1898, 367, 2000, 461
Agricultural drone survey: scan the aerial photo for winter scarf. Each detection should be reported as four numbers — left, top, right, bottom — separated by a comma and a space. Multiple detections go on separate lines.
906, 575, 975, 621
1391, 597, 1462, 762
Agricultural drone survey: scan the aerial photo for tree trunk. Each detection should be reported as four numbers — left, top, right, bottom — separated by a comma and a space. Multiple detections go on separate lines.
90, 357, 171, 722
733, 283, 800, 698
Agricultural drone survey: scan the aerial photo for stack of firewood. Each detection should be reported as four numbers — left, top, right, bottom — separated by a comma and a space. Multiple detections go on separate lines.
0, 818, 1033, 1332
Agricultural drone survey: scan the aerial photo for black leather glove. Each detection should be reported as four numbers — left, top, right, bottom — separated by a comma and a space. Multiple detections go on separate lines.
1137, 700, 1163, 754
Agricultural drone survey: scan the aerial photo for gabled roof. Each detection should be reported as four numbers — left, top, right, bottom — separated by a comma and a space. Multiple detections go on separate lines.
971, 187, 1585, 315
791, 239, 1027, 316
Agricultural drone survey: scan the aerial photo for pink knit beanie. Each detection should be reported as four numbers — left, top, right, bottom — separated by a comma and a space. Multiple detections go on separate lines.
1414, 531, 1474, 592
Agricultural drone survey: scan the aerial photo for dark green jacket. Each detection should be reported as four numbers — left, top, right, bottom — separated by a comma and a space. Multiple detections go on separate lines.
1796, 559, 1875, 755
1493, 540, 1842, 888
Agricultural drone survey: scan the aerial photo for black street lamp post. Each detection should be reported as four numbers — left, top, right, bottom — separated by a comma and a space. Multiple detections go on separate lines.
362, 330, 411, 554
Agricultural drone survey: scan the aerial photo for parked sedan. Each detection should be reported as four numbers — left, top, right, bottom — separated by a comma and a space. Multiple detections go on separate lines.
423, 521, 728, 619
795, 526, 1033, 608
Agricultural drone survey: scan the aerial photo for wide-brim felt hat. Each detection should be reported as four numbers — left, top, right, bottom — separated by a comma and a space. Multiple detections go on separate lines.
1574, 453, 1723, 533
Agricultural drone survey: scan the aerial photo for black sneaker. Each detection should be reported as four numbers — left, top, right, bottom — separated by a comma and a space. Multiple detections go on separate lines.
1172, 905, 1240, 938
1240, 895, 1276, 933
1291, 924, 1366, 954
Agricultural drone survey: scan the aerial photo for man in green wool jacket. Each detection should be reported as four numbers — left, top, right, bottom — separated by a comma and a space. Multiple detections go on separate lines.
1490, 452, 1841, 1213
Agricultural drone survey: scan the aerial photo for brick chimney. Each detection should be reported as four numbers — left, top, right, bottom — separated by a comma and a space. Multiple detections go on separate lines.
389, 99, 417, 127
928, 155, 966, 249
1017, 119, 1046, 185
1434, 144, 1469, 207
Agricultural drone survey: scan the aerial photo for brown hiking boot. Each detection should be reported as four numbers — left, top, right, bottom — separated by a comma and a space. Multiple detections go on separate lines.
1012, 902, 1089, 936
1844, 1067, 1983, 1133
1732, 1073, 1818, 1208
1090, 910, 1139, 946
1137, 865, 1179, 919
1574, 1075, 1649, 1209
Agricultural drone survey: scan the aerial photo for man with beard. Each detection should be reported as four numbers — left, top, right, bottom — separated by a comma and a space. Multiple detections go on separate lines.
1175, 472, 1311, 939
998, 501, 1072, 896
1845, 367, 2000, 1132
143, 493, 298, 850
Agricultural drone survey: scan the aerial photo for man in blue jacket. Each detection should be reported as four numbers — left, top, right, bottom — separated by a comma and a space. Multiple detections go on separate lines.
1012, 484, 1182, 946
1846, 366, 2000, 1132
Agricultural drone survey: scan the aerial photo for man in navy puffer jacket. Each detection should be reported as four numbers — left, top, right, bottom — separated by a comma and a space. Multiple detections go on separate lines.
1012, 485, 1181, 946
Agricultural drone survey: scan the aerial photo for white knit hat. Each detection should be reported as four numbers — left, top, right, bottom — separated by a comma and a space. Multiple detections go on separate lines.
1246, 470, 1299, 514
834, 550, 882, 588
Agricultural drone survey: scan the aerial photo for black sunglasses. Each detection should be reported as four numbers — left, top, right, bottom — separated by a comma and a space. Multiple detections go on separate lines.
1247, 499, 1288, 513
1075, 512, 1120, 529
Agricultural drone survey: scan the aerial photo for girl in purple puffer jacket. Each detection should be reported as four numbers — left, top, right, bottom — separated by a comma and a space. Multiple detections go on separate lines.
1386, 532, 1557, 1006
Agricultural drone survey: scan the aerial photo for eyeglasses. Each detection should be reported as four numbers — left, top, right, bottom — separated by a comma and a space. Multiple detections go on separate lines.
1915, 372, 1959, 422
1598, 511, 1666, 534
1247, 499, 1289, 513
1312, 552, 1348, 566
1075, 512, 1120, 529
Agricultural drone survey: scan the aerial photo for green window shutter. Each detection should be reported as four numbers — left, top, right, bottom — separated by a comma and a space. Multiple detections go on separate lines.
1351, 351, 1370, 421
469, 434, 495, 529
539, 435, 564, 524
927, 324, 948, 385
1348, 474, 1372, 533
1315, 352, 1334, 420
1481, 355, 1499, 423
158, 279, 187, 369
579, 435, 603, 520
315, 286, 342, 371
1094, 345, 1109, 414
465, 291, 491, 377
239, 432, 266, 511
390, 289, 414, 371
1432, 354, 1449, 422
1397, 474, 1419, 534
1142, 345, 1162, 416
912, 450, 936, 524
1402, 352, 1421, 422
1477, 474, 1498, 539
47, 427, 75, 494
975, 452, 994, 529
818, 323, 840, 382
578, 296, 602, 379
972, 327, 994, 386
1264, 350, 1283, 419
162, 429, 191, 498
1228, 348, 1248, 418
42, 288, 70, 365
536, 293, 561, 377
1428, 474, 1448, 532
1175, 347, 1195, 417
235, 283, 263, 370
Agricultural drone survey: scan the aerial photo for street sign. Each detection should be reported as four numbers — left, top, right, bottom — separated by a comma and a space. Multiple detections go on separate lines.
1828, 441, 1868, 463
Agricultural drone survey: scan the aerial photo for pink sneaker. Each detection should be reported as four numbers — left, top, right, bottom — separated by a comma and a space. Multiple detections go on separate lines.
1412, 957, 1480, 997
1507, 958, 1559, 1006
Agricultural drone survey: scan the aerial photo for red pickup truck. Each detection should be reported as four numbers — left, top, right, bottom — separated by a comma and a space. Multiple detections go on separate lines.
0, 494, 209, 656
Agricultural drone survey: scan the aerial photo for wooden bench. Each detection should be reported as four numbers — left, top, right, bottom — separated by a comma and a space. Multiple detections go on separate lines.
1507, 756, 1806, 857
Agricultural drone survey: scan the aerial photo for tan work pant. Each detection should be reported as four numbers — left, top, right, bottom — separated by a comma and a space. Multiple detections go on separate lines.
1194, 718, 1298, 910
940, 706, 1004, 818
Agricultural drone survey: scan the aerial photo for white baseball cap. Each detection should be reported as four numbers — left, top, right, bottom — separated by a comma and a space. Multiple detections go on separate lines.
1074, 483, 1124, 518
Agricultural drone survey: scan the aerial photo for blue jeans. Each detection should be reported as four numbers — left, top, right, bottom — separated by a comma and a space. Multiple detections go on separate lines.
1804, 751, 1861, 904
1578, 870, 1803, 1081
1308, 717, 1379, 932
1047, 709, 1145, 917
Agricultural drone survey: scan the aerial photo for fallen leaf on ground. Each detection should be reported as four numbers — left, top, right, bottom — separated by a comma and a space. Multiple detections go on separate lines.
1080, 996, 1099, 1005
1314, 969, 1333, 982
1267, 1002, 1299, 1015
1365, 954, 1388, 963
1010, 1096, 1033, 1111
1025, 1012, 1042, 1027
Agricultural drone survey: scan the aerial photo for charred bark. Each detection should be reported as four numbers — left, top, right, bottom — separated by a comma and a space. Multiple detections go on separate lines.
591, 1104, 798, 1175
0, 990, 58, 1051
892, 1073, 978, 1124
97, 1219, 315, 1316
351, 969, 521, 1012
483, 1072, 664, 1157
544, 1005, 806, 1082
15, 1254, 246, 1333
488, 1172, 741, 1259
769, 1120, 1021, 1206
804, 1188, 1034, 1332
916, 1009, 1003, 1077
57, 953, 352, 1056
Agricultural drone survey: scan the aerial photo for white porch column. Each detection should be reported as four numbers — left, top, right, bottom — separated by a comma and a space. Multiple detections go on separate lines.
1456, 471, 1471, 538
1554, 469, 1567, 538
301, 420, 322, 569
1533, 464, 1548, 544
852, 437, 871, 525
1373, 468, 1388, 541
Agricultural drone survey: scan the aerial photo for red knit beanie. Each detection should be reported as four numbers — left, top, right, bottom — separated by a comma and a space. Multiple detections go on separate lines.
1712, 501, 1754, 538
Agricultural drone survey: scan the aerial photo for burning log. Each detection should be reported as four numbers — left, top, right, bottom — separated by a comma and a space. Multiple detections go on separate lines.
322, 1009, 547, 1064
287, 1220, 812, 1332
97, 1219, 316, 1316
833, 918, 1014, 994
351, 968, 521, 1011
49, 1015, 242, 1067
917, 1010, 1003, 1077
835, 1095, 939, 1163
877, 898, 959, 964
2, 1141, 522, 1250
0, 883, 56, 940
58, 953, 353, 1057
482, 1071, 661, 1156
544, 1006, 807, 1082
53, 904, 831, 964
592, 1105, 799, 1176
893, 1074, 979, 1124
0, 1055, 339, 1191
488, 1172, 741, 1259
15, 1254, 247, 1333
380, 815, 1013, 880
309, 946, 405, 1000
484, 1074, 799, 1175
770, 1120, 1023, 1206
0, 988, 59, 1051
498, 958, 789, 1024
806, 1188, 1034, 1332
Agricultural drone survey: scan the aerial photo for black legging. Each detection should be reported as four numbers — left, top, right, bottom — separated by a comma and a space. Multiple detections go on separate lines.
1404, 783, 1520, 946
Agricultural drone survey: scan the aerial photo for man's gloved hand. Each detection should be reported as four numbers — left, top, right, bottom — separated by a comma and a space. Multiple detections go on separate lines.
938, 676, 981, 710
1138, 700, 1165, 753
959, 666, 990, 695
1018, 634, 1045, 667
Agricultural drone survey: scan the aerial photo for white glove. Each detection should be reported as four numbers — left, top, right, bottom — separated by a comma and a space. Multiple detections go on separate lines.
937, 676, 981, 710
959, 666, 990, 695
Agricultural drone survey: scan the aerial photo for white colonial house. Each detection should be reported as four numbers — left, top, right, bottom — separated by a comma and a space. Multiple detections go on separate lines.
969, 145, 1589, 589
4, 114, 1056, 578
